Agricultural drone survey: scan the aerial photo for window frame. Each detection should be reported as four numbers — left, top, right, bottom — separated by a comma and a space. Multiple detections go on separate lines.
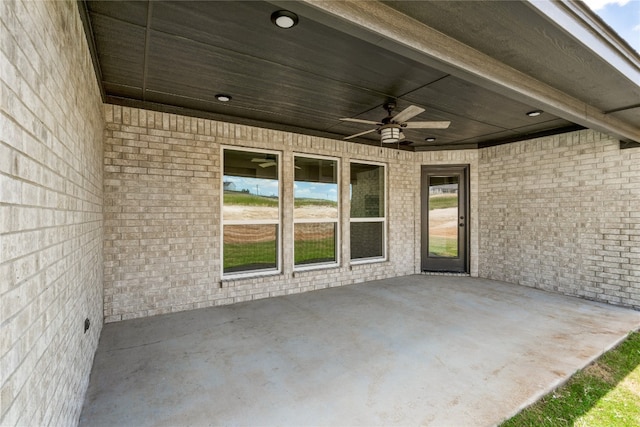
349, 160, 387, 264
292, 153, 340, 271
221, 146, 282, 279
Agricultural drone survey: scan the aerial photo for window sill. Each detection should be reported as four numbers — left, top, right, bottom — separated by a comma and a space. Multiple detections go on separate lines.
293, 262, 340, 273
350, 257, 387, 266
221, 269, 282, 282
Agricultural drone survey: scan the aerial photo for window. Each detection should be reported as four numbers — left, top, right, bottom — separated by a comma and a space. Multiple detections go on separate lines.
350, 162, 386, 261
294, 155, 339, 268
222, 148, 280, 276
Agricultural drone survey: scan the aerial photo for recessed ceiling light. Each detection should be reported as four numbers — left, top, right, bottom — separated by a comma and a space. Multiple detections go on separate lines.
215, 94, 232, 102
425, 137, 436, 142
526, 110, 543, 117
271, 10, 299, 29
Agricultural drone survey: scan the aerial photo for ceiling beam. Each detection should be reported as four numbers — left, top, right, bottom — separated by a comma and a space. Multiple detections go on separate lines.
296, 0, 640, 144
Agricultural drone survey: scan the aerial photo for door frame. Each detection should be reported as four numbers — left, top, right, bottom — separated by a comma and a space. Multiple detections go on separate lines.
420, 165, 470, 273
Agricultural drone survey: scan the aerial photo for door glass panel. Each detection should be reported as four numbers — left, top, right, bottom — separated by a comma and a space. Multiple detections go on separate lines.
428, 176, 459, 258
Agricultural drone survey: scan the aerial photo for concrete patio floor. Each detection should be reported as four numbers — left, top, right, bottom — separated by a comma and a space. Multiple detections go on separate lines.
79, 275, 640, 426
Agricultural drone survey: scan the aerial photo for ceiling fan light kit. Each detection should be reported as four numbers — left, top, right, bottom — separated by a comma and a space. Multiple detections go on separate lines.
380, 126, 401, 144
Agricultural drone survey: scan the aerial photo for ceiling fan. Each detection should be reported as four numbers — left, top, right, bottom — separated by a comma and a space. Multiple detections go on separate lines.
251, 157, 277, 168
341, 102, 450, 144
251, 158, 301, 169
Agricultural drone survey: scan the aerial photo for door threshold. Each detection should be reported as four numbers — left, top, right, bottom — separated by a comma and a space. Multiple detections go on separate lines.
421, 271, 470, 277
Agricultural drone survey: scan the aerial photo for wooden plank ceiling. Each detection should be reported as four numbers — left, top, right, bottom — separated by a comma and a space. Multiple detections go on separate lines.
82, 0, 640, 150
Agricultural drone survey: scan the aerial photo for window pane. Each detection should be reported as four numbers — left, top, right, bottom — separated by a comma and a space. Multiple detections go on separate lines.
350, 221, 384, 259
294, 157, 338, 220
223, 225, 277, 273
294, 223, 336, 266
350, 163, 384, 218
224, 150, 279, 221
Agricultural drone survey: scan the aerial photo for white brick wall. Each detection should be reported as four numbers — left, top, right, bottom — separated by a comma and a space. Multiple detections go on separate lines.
479, 130, 640, 308
105, 106, 640, 320
1, 0, 103, 425
103, 105, 480, 321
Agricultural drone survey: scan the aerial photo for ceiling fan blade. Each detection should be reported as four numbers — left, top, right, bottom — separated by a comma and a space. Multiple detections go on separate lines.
343, 128, 378, 140
393, 105, 425, 123
258, 161, 276, 168
404, 121, 451, 129
340, 118, 381, 125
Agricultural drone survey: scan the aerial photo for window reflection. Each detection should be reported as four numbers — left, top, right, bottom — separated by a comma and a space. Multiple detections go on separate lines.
222, 149, 280, 275
294, 223, 336, 265
294, 156, 339, 267
350, 163, 384, 218
223, 150, 279, 221
223, 225, 278, 273
294, 157, 338, 220
350, 162, 385, 261
350, 222, 383, 259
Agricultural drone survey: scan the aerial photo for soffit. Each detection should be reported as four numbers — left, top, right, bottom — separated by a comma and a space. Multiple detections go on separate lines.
82, 0, 639, 150
383, 0, 640, 117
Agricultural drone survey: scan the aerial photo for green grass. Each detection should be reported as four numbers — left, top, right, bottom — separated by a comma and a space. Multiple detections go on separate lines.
500, 331, 640, 427
224, 238, 336, 271
429, 194, 458, 210
295, 237, 335, 265
428, 236, 458, 257
224, 191, 278, 207
223, 240, 276, 272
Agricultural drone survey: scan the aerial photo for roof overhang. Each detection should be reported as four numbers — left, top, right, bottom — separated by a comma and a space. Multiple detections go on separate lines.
79, 0, 640, 150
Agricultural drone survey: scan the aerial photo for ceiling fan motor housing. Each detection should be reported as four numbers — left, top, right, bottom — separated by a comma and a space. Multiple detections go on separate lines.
383, 101, 396, 113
